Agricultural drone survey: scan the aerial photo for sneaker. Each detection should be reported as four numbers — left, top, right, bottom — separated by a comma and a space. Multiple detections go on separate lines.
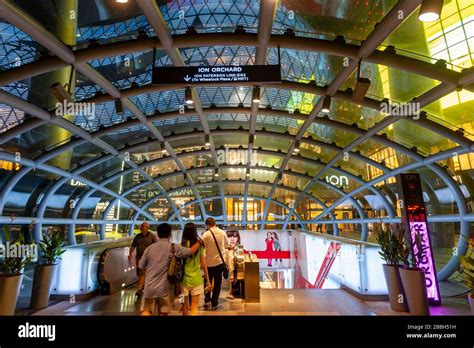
211, 305, 222, 311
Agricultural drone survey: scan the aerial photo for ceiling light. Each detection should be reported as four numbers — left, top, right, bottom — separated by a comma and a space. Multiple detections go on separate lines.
321, 97, 331, 113
293, 141, 300, 153
214, 168, 219, 177
252, 87, 261, 103
116, 0, 128, 3
246, 168, 250, 177
418, 0, 443, 22
185, 87, 193, 105
205, 135, 211, 146
160, 143, 167, 154
351, 77, 371, 102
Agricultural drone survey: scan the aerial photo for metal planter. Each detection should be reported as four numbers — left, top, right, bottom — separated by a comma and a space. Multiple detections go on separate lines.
382, 264, 408, 312
399, 267, 430, 315
30, 264, 58, 309
0, 274, 23, 315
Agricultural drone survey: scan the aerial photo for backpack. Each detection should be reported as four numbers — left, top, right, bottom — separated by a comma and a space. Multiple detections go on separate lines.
167, 243, 184, 284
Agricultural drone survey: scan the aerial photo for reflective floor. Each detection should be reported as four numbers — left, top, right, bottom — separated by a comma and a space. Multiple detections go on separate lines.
15, 281, 471, 316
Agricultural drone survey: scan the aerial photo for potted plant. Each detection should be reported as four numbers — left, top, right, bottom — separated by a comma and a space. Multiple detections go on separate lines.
399, 231, 430, 315
0, 226, 32, 315
459, 238, 474, 314
30, 231, 66, 309
376, 226, 408, 312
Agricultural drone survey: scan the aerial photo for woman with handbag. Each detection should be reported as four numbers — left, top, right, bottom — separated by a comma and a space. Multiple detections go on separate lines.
180, 223, 211, 316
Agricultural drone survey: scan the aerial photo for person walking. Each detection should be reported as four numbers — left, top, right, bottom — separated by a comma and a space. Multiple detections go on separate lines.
201, 217, 229, 310
138, 223, 202, 316
265, 232, 274, 267
180, 222, 210, 316
128, 222, 157, 298
272, 232, 283, 267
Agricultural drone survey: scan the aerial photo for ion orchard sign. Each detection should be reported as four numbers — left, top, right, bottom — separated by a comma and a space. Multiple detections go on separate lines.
152, 64, 281, 85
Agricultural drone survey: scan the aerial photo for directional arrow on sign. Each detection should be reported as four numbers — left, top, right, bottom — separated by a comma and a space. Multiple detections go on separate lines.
184, 75, 191, 82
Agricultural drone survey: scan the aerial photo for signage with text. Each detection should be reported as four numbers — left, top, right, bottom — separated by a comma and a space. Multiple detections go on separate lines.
152, 64, 281, 84
397, 173, 441, 305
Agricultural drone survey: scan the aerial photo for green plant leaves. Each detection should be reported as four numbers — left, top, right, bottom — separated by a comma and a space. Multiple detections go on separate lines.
38, 231, 66, 265
376, 225, 408, 266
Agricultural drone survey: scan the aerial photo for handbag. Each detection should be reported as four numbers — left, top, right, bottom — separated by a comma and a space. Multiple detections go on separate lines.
167, 243, 184, 284
209, 230, 229, 280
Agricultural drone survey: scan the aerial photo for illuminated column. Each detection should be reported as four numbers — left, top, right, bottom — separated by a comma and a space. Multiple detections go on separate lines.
29, 0, 78, 171
397, 173, 441, 305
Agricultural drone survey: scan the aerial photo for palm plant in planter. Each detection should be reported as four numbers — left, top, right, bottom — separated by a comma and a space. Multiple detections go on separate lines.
399, 231, 430, 315
30, 231, 66, 309
459, 238, 474, 314
376, 226, 408, 312
0, 226, 32, 315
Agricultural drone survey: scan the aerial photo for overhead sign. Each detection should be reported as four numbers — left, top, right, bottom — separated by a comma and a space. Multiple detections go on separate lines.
397, 173, 441, 305
152, 64, 281, 84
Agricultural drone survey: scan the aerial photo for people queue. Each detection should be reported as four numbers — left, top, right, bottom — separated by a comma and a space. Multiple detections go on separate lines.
129, 217, 230, 316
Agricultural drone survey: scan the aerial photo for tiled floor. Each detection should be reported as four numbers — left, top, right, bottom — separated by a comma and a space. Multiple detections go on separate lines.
18, 285, 471, 316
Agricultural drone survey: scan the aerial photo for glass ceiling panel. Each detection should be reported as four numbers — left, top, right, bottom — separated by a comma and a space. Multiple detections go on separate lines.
260, 88, 317, 115
207, 113, 249, 129
305, 121, 359, 148
131, 89, 185, 114
298, 142, 337, 164
250, 168, 278, 183
197, 86, 252, 108
0, 20, 42, 71
379, 118, 459, 156
146, 199, 173, 221
153, 116, 203, 135
0, 103, 27, 134
198, 182, 220, 198
281, 173, 309, 191
273, 187, 298, 205
81, 157, 127, 183
253, 152, 284, 169
160, 0, 260, 35
73, 100, 133, 132
329, 100, 386, 130
142, 158, 180, 176
99, 126, 151, 150
180, 46, 256, 66
285, 157, 323, 177
255, 115, 302, 135
223, 182, 245, 196
221, 167, 245, 180
189, 167, 214, 184
266, 48, 338, 85
157, 174, 186, 191
5, 122, 75, 159
273, 0, 397, 41
309, 181, 342, 201
107, 171, 144, 194
383, 0, 473, 70
333, 156, 376, 182
355, 138, 413, 171
248, 182, 272, 198
179, 153, 214, 170
254, 134, 292, 153
320, 168, 362, 193
46, 141, 104, 169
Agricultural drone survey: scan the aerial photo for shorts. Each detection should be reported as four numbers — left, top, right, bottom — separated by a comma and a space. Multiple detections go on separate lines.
141, 296, 171, 314
182, 284, 204, 296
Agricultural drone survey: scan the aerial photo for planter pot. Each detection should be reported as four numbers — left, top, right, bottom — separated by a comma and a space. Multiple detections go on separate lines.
399, 267, 430, 315
0, 273, 23, 315
30, 264, 58, 310
469, 293, 474, 315
382, 264, 408, 312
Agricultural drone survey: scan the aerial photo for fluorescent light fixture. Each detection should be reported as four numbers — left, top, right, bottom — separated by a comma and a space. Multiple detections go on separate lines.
205, 135, 211, 146
214, 168, 219, 177
419, 0, 443, 22
246, 168, 250, 177
351, 77, 371, 102
116, 0, 128, 3
252, 86, 261, 103
161, 143, 167, 154
321, 97, 331, 113
185, 87, 193, 105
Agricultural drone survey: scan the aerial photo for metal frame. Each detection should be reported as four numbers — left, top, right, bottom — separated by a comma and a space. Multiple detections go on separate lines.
0, 0, 473, 280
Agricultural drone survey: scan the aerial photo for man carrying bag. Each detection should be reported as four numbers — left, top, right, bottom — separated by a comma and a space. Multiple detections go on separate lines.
201, 217, 229, 310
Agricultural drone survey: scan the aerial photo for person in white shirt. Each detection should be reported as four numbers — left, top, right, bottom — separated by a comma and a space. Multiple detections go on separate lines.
201, 217, 229, 310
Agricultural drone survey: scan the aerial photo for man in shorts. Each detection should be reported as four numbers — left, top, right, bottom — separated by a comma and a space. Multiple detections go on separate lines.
138, 223, 202, 316
129, 222, 157, 297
